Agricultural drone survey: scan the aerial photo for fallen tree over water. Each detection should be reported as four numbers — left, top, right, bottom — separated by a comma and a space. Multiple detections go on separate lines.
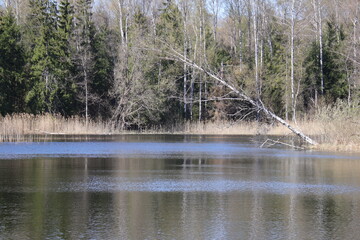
164, 46, 318, 146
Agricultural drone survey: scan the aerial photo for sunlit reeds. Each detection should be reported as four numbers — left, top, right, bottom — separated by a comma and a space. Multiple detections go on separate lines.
0, 113, 118, 142
1, 101, 359, 152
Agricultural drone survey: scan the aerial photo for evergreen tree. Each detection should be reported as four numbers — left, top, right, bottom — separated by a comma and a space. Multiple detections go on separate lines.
0, 11, 25, 115
157, 0, 183, 46
89, 23, 114, 119
73, 0, 94, 123
322, 20, 347, 102
262, 22, 288, 117
56, 0, 77, 115
304, 19, 348, 107
25, 0, 60, 113
155, 0, 185, 123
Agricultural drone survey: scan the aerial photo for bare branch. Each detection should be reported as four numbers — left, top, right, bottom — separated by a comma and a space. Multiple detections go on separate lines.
160, 40, 317, 145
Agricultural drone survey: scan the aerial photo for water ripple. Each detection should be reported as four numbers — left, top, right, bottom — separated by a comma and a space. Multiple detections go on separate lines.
3, 177, 355, 195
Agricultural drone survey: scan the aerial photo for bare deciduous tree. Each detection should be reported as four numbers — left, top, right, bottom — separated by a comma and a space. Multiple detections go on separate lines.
162, 43, 317, 145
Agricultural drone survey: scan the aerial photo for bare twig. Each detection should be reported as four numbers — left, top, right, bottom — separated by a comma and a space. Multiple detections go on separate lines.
159, 41, 317, 145
260, 138, 305, 150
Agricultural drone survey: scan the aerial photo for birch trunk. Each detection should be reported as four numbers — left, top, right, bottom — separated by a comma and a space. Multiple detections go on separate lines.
183, 39, 187, 117
251, 0, 260, 97
290, 0, 296, 122
181, 0, 189, 118
118, 0, 126, 46
352, 8, 358, 92
166, 47, 317, 145
84, 66, 89, 128
318, 1, 324, 95
313, 0, 324, 95
4, 0, 10, 8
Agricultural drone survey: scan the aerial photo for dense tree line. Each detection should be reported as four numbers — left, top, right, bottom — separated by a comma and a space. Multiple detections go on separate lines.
0, 0, 359, 129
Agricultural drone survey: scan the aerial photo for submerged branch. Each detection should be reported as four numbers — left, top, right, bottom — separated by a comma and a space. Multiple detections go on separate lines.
260, 138, 305, 150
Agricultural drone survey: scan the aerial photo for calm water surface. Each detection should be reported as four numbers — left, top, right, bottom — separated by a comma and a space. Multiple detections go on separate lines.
0, 135, 360, 239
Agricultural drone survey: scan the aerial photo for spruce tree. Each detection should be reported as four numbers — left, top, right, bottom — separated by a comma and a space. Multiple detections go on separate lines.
25, 0, 59, 113
155, 0, 185, 123
90, 24, 114, 119
262, 22, 288, 117
73, 0, 94, 124
56, 0, 77, 115
304, 19, 348, 107
0, 11, 25, 115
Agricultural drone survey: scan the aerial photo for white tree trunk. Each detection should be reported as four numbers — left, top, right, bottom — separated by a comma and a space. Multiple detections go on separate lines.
183, 38, 187, 117
166, 47, 318, 145
118, 0, 126, 46
313, 0, 324, 95
4, 0, 10, 8
318, 2, 324, 95
251, 0, 260, 97
181, 1, 189, 118
290, 0, 296, 122
84, 68, 89, 128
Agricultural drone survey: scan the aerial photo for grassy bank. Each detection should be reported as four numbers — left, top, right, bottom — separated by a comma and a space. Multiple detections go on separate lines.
1, 102, 359, 152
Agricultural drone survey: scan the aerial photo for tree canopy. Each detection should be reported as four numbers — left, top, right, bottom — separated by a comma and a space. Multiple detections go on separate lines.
0, 0, 359, 129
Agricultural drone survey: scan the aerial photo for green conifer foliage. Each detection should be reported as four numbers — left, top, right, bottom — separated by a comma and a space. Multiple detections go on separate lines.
322, 20, 347, 102
304, 19, 348, 107
0, 11, 25, 115
155, 0, 185, 123
26, 0, 60, 113
157, 0, 183, 46
73, 0, 94, 122
55, 0, 77, 115
90, 24, 114, 118
262, 23, 288, 117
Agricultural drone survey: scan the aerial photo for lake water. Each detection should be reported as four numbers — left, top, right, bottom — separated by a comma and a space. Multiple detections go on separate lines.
0, 135, 360, 239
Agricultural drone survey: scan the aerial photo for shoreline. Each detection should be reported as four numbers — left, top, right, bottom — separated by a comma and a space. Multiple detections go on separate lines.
1, 113, 359, 153
1, 131, 359, 154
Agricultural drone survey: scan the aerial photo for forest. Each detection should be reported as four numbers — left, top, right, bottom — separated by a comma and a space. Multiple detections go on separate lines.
0, 0, 359, 133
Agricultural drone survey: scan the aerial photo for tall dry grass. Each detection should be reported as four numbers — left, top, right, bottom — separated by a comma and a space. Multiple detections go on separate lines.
1, 101, 359, 152
0, 113, 118, 142
307, 100, 360, 152
168, 100, 360, 152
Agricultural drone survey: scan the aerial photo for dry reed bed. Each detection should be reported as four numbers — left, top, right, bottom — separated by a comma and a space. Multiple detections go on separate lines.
178, 119, 360, 152
0, 113, 117, 142
1, 101, 359, 152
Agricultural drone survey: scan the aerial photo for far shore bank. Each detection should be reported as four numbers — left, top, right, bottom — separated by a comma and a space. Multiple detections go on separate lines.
1, 113, 359, 153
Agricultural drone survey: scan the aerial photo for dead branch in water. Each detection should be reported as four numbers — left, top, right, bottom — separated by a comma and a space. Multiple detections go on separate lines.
260, 138, 305, 150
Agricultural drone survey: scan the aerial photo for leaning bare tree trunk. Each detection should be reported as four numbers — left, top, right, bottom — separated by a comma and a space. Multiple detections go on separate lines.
166, 47, 317, 145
